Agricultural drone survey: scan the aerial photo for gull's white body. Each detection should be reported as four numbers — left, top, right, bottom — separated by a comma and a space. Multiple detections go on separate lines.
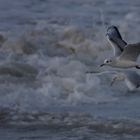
109, 58, 138, 68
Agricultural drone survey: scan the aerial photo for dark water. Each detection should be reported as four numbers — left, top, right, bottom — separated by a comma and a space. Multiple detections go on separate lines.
0, 0, 140, 139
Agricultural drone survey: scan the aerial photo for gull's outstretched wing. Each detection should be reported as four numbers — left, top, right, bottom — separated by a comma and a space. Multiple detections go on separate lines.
106, 26, 127, 56
119, 43, 140, 61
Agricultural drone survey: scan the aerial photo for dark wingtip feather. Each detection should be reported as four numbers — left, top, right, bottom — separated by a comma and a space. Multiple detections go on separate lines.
106, 25, 123, 40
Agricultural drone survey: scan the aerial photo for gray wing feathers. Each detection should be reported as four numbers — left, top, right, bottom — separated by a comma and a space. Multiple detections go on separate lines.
106, 26, 127, 56
106, 36, 123, 56
111, 37, 127, 50
119, 43, 140, 61
107, 36, 127, 56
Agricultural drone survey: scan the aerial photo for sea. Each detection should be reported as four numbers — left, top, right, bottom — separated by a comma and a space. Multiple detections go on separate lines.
0, 0, 140, 139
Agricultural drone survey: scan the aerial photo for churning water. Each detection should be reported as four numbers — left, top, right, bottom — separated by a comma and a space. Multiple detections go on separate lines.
0, 0, 140, 139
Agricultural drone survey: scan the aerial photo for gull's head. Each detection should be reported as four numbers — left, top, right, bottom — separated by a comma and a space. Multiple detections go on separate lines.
100, 58, 113, 67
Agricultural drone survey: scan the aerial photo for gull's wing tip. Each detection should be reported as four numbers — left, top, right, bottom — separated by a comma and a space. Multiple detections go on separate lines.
106, 25, 123, 40
107, 25, 118, 31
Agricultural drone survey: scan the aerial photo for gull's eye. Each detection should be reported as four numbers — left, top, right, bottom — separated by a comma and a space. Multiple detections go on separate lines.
106, 60, 112, 63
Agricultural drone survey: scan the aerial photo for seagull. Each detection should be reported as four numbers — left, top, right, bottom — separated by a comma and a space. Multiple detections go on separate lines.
100, 26, 140, 69
111, 70, 140, 91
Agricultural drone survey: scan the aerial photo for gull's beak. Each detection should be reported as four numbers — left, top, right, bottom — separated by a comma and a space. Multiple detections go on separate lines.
100, 64, 105, 67
110, 77, 117, 86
